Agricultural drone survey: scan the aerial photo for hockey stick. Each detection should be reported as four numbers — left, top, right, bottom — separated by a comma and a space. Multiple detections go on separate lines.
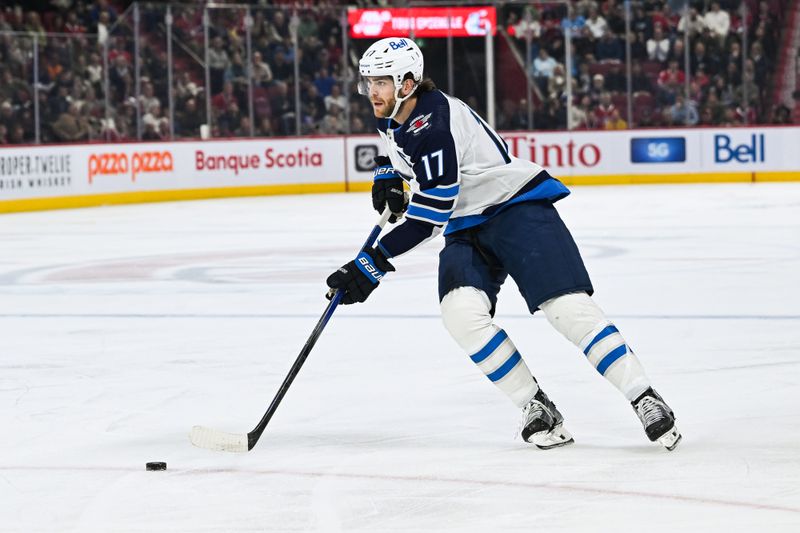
190, 207, 393, 452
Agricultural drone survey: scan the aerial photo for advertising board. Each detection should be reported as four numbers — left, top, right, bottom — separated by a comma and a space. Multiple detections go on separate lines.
1, 127, 798, 213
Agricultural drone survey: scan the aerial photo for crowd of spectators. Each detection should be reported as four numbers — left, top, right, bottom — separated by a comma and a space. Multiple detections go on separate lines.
0, 0, 795, 144
0, 0, 370, 144
503, 0, 795, 130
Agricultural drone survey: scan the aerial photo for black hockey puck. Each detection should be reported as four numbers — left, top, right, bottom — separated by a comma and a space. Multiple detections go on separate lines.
146, 462, 167, 471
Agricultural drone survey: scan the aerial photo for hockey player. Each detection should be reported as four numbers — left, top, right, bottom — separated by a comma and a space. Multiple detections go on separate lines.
326, 37, 681, 451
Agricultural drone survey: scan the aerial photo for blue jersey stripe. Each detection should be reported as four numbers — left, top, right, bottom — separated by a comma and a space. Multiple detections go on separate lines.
470, 329, 508, 363
419, 185, 460, 199
583, 325, 620, 356
487, 351, 522, 382
596, 345, 627, 375
407, 205, 452, 224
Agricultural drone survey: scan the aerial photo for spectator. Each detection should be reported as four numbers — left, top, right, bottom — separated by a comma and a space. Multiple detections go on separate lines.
8, 124, 26, 144
585, 7, 608, 39
64, 12, 85, 34
212, 81, 238, 113
749, 41, 769, 87
670, 93, 699, 126
698, 105, 715, 126
631, 6, 652, 38
770, 104, 792, 124
218, 101, 242, 137
570, 94, 594, 129
677, 7, 706, 38
256, 116, 274, 137
691, 41, 719, 76
629, 31, 648, 62
548, 64, 567, 100
561, 7, 586, 37
700, 87, 726, 124
234, 115, 252, 137
350, 115, 366, 134
497, 98, 528, 130
303, 84, 325, 121
265, 10, 290, 44
0, 70, 27, 104
657, 59, 686, 104
319, 103, 345, 134
176, 97, 203, 137
86, 53, 103, 91
595, 28, 623, 61
109, 55, 132, 102
142, 101, 168, 135
0, 100, 15, 133
652, 4, 678, 35
604, 108, 628, 129
51, 102, 89, 141
735, 63, 760, 108
175, 71, 202, 102
593, 91, 616, 128
577, 62, 592, 94
251, 51, 273, 87
666, 38, 685, 65
324, 83, 347, 113
97, 10, 110, 45
631, 62, 653, 93
208, 36, 230, 95
647, 25, 670, 62
226, 51, 249, 90
532, 48, 557, 94
509, 7, 541, 39
588, 73, 605, 104
269, 80, 294, 135
270, 48, 293, 81
313, 67, 336, 97
704, 2, 730, 44
605, 62, 626, 93
139, 82, 159, 117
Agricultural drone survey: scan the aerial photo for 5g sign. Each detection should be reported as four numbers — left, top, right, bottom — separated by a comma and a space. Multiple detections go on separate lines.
630, 137, 687, 163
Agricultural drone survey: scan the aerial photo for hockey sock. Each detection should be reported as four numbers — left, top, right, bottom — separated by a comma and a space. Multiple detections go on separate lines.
441, 287, 539, 408
540, 292, 650, 402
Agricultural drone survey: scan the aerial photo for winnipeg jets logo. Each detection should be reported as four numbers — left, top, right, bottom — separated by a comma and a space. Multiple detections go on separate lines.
407, 113, 432, 135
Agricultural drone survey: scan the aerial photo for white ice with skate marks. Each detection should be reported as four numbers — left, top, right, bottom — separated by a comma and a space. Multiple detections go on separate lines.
0, 184, 799, 532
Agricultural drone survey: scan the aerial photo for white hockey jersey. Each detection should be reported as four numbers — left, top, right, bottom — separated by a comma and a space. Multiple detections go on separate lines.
375, 89, 570, 259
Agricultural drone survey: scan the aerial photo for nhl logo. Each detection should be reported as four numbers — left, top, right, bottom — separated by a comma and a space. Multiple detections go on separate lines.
354, 144, 379, 172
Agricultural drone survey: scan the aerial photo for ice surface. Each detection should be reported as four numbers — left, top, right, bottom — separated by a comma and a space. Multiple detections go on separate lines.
1, 183, 799, 532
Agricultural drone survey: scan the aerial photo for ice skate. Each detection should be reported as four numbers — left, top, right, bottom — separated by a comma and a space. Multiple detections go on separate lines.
632, 388, 681, 451
520, 389, 574, 450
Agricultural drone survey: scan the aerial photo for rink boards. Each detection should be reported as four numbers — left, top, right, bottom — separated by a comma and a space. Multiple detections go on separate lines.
0, 126, 798, 213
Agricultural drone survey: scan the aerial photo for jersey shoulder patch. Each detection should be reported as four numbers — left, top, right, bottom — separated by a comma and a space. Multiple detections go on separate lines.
395, 91, 452, 157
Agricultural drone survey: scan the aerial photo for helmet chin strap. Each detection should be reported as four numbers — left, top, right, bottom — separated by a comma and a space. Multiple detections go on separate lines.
387, 83, 416, 120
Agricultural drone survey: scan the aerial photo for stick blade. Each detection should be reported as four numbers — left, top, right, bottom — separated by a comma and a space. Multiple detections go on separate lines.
190, 425, 249, 452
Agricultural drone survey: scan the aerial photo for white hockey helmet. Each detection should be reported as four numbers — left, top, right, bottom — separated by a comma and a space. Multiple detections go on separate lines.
358, 37, 424, 119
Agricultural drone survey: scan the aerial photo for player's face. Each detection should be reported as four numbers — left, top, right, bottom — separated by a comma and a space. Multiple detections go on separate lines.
365, 76, 396, 118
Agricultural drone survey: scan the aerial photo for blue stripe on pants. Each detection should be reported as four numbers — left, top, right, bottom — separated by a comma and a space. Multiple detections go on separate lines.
596, 344, 627, 375
470, 329, 508, 363
487, 351, 522, 382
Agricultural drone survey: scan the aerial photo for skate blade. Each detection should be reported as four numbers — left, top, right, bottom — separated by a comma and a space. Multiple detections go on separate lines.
657, 426, 682, 451
529, 425, 575, 450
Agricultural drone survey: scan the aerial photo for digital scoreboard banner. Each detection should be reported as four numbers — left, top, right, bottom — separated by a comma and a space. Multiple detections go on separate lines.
348, 6, 497, 39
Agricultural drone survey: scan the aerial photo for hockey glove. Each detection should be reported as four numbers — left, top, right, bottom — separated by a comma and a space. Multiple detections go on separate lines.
372, 156, 407, 223
326, 247, 395, 305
